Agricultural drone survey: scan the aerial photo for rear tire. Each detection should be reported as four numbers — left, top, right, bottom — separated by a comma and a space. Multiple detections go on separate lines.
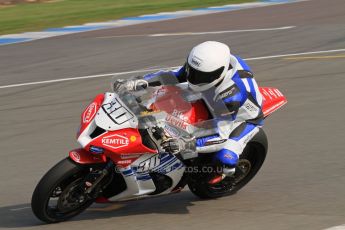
31, 158, 95, 223
188, 129, 268, 199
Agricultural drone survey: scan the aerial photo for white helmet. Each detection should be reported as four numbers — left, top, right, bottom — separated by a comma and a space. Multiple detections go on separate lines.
186, 41, 231, 92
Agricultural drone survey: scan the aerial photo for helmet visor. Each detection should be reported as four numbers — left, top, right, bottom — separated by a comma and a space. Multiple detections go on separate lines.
186, 64, 224, 86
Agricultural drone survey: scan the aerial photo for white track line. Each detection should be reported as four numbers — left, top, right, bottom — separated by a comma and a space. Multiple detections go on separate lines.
324, 224, 345, 230
1, 48, 345, 90
245, 48, 345, 61
10, 206, 30, 211
0, 67, 178, 90
97, 26, 295, 39
149, 26, 295, 37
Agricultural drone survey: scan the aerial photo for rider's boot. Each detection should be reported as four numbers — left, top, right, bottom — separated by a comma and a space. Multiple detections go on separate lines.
209, 149, 239, 184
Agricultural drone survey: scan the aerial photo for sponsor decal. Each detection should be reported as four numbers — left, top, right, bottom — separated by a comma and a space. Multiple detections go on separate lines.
166, 114, 188, 130
117, 160, 132, 164
83, 102, 97, 123
120, 154, 141, 159
165, 124, 180, 138
224, 153, 234, 159
130, 135, 137, 142
89, 146, 104, 154
171, 109, 189, 122
191, 56, 203, 67
205, 139, 227, 146
71, 151, 80, 161
244, 101, 258, 113
217, 86, 238, 100
102, 134, 129, 149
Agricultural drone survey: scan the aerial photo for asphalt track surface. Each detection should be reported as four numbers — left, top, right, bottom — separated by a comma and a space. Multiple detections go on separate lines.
0, 0, 345, 229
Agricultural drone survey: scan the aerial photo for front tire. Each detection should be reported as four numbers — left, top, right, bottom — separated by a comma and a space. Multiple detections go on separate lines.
31, 158, 95, 223
188, 129, 268, 199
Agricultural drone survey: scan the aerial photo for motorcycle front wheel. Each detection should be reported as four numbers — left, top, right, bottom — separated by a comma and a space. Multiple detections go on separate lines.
31, 158, 99, 223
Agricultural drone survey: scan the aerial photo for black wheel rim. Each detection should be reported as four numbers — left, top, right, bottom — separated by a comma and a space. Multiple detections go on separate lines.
56, 178, 88, 213
46, 172, 92, 219
207, 158, 253, 195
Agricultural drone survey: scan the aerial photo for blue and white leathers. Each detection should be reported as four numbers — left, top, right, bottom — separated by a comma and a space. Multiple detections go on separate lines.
144, 54, 263, 169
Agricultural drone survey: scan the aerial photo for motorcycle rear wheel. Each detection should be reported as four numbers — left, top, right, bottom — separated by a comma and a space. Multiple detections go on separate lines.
188, 129, 268, 199
31, 158, 96, 223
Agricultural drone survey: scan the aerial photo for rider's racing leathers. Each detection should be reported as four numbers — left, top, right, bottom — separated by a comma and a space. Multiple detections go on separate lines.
143, 55, 264, 173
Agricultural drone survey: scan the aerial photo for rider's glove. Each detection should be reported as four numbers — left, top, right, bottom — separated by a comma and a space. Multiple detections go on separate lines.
113, 79, 148, 92
161, 136, 196, 155
161, 138, 181, 154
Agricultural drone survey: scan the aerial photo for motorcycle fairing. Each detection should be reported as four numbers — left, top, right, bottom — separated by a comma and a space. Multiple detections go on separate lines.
85, 128, 157, 167
76, 92, 157, 167
69, 148, 107, 164
109, 152, 185, 201
259, 87, 287, 117
78, 94, 104, 137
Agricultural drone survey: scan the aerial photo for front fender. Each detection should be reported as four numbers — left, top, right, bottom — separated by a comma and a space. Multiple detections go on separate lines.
69, 148, 107, 165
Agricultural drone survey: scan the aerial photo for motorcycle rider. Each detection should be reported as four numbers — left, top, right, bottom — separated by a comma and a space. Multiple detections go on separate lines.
113, 41, 263, 180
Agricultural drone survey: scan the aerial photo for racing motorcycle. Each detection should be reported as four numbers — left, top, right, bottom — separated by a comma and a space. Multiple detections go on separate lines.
31, 73, 287, 223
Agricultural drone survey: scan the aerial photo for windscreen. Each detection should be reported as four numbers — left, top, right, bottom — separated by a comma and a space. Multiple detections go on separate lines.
111, 72, 234, 139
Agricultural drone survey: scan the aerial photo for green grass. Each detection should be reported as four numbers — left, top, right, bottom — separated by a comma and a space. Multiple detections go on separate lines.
0, 0, 255, 35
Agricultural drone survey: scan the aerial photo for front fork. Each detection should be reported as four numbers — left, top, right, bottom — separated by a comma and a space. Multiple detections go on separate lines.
84, 161, 114, 196
68, 148, 113, 199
